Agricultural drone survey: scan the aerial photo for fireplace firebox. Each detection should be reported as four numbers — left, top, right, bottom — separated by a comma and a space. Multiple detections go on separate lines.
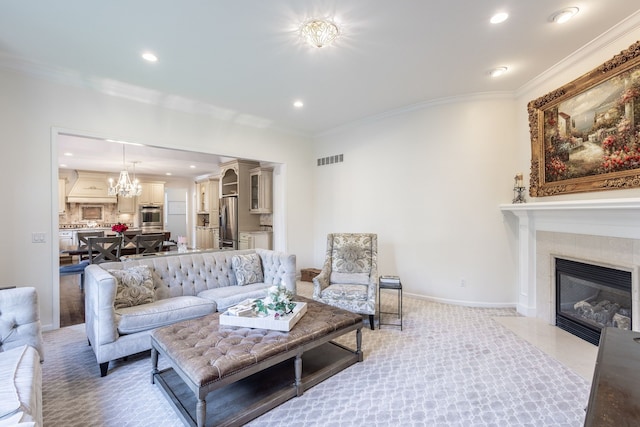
555, 258, 632, 345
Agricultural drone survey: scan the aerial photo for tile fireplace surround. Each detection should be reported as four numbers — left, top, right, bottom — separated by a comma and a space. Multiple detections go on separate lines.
501, 198, 640, 333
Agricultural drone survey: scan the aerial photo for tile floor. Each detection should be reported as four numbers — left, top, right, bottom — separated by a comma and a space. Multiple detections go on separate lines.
494, 316, 598, 382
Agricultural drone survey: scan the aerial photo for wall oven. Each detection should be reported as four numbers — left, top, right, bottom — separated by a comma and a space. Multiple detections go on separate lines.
139, 205, 163, 231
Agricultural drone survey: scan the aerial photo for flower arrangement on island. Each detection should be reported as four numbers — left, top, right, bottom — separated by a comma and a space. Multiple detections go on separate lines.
254, 284, 296, 318
112, 222, 128, 234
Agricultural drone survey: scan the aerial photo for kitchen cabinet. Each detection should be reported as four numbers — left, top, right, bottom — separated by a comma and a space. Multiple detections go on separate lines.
58, 179, 66, 214
249, 167, 273, 214
196, 178, 219, 215
196, 180, 209, 213
220, 167, 238, 197
117, 195, 136, 214
196, 226, 219, 249
208, 177, 219, 217
59, 230, 75, 250
139, 182, 165, 205
219, 160, 261, 231
239, 231, 272, 250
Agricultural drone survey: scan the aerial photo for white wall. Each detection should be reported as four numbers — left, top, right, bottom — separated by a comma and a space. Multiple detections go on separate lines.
309, 19, 640, 307
0, 68, 314, 330
313, 96, 519, 305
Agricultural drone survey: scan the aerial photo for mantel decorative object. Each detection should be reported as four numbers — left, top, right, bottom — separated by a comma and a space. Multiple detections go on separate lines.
528, 40, 640, 197
512, 173, 526, 204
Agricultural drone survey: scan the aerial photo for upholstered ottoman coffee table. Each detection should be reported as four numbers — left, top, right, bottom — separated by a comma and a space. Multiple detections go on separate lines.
151, 297, 363, 427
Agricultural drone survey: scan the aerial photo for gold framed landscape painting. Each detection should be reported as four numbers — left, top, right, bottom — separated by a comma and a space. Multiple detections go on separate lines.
528, 41, 640, 197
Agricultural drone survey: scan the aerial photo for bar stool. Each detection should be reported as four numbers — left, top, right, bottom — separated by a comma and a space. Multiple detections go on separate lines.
378, 276, 403, 330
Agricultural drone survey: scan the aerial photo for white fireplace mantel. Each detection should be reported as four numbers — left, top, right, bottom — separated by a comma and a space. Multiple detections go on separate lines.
500, 198, 640, 317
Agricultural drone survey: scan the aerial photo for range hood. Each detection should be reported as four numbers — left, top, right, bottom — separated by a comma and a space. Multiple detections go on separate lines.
66, 171, 117, 204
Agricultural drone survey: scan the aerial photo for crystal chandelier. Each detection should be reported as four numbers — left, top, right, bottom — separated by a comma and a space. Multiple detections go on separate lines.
108, 146, 142, 198
300, 19, 339, 48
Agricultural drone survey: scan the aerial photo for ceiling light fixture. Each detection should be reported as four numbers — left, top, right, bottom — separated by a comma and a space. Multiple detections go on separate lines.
490, 12, 509, 24
550, 7, 579, 24
293, 100, 304, 108
108, 146, 142, 198
490, 67, 508, 77
142, 52, 158, 62
300, 19, 340, 48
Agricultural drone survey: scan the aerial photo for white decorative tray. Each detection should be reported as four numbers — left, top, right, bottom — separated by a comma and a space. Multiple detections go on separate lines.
220, 302, 307, 332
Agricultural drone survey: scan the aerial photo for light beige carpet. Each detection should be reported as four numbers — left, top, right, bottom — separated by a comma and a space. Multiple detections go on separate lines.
42, 282, 590, 426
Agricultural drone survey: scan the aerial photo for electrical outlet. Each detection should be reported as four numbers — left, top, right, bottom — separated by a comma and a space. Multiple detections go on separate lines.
32, 232, 46, 243
460, 278, 466, 287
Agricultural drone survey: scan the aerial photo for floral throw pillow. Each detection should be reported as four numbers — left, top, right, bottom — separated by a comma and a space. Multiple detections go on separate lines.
232, 253, 264, 286
109, 265, 155, 309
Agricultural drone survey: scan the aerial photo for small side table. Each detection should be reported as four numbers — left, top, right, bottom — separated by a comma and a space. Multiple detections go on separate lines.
378, 276, 402, 330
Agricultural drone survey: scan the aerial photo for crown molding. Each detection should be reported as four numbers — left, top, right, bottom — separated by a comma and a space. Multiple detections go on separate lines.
0, 53, 309, 138
315, 91, 516, 138
516, 10, 640, 98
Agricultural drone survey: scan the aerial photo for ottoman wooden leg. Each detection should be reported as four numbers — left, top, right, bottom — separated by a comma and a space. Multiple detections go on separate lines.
196, 398, 206, 427
294, 353, 303, 396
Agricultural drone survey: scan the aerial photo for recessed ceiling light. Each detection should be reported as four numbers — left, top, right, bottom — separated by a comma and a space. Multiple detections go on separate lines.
293, 100, 304, 108
550, 7, 579, 24
142, 52, 158, 62
165, 172, 172, 176
490, 67, 508, 77
189, 165, 196, 169
490, 12, 509, 24
63, 152, 73, 157
59, 164, 67, 168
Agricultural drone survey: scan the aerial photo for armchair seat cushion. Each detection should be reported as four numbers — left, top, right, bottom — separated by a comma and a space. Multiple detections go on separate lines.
116, 296, 216, 334
320, 284, 369, 301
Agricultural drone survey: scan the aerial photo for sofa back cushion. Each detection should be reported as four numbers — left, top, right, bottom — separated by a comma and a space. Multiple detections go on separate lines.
100, 249, 297, 300
105, 250, 258, 300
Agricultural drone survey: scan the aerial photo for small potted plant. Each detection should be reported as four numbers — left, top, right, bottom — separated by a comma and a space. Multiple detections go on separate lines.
254, 284, 296, 319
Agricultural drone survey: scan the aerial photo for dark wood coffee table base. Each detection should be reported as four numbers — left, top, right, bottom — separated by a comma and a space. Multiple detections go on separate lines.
153, 341, 360, 427
151, 299, 363, 427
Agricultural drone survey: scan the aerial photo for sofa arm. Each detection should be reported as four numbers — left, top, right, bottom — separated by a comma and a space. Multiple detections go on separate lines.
0, 287, 44, 361
84, 265, 120, 347
256, 249, 297, 294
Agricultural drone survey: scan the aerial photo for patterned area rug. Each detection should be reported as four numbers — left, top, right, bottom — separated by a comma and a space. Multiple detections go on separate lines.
42, 282, 589, 426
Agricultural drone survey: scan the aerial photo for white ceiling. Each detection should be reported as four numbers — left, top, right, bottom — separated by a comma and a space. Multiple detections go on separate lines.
1, 1, 639, 177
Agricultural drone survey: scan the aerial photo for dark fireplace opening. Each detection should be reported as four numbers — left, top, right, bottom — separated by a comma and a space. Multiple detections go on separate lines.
555, 258, 632, 345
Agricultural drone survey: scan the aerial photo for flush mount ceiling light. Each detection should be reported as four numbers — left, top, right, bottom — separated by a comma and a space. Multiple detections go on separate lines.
490, 12, 509, 24
490, 67, 508, 77
300, 19, 340, 48
293, 100, 304, 108
550, 7, 579, 24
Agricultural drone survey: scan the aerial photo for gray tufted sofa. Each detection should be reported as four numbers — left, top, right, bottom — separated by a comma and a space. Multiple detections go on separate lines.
84, 249, 296, 377
0, 287, 44, 426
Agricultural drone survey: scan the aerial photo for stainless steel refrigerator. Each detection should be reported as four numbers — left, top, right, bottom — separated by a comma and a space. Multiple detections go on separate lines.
219, 196, 238, 249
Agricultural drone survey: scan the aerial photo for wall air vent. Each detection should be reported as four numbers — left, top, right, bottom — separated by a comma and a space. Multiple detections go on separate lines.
317, 154, 344, 166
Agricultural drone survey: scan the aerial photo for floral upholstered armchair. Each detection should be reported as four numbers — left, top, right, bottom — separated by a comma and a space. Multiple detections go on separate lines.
313, 233, 377, 330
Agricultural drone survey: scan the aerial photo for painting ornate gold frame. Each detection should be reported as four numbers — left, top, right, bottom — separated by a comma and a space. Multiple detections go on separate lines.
528, 41, 640, 197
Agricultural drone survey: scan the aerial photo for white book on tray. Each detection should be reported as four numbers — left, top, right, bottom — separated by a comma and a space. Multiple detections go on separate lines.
380, 275, 400, 283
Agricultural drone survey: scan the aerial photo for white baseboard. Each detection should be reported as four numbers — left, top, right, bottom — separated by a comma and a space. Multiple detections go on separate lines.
404, 291, 517, 309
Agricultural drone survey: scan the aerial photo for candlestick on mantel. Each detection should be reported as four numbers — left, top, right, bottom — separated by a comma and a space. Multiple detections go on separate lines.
515, 173, 523, 188
512, 173, 526, 203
